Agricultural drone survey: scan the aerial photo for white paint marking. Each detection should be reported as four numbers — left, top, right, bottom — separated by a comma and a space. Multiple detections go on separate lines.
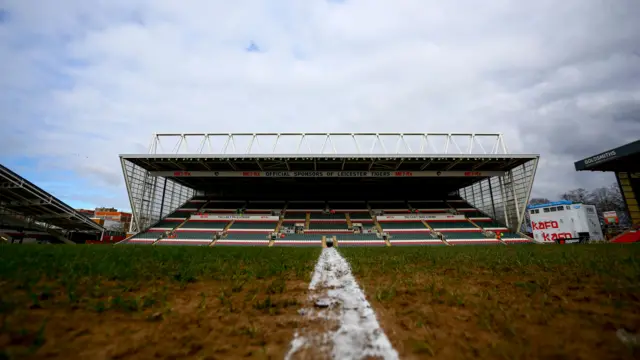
285, 248, 399, 360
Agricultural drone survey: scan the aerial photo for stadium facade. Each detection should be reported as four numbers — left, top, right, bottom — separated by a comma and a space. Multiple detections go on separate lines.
120, 133, 538, 245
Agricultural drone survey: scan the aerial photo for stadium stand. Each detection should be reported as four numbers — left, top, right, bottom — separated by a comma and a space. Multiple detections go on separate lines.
333, 233, 386, 246
1, 163, 105, 244
119, 133, 538, 247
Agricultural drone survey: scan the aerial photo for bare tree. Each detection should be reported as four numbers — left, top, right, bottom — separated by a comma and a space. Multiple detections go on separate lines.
560, 188, 591, 203
529, 197, 551, 205
558, 183, 629, 226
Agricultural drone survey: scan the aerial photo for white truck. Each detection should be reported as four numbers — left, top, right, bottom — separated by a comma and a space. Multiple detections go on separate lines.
527, 201, 604, 244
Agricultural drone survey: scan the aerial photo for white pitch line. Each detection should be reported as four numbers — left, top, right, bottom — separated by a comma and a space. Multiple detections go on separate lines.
285, 247, 399, 360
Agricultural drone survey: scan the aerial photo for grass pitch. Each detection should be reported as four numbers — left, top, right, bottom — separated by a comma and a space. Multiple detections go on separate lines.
1, 244, 639, 359
0, 245, 320, 359
342, 244, 640, 359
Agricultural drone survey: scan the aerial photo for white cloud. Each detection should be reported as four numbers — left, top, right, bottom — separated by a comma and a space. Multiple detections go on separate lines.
1, 0, 639, 209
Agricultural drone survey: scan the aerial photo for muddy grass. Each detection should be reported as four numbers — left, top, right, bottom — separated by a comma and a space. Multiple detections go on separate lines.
342, 245, 640, 360
0, 245, 321, 359
3, 244, 640, 359
1, 279, 311, 359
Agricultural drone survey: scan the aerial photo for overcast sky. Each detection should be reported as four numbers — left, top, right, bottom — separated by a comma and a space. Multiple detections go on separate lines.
1, 0, 639, 210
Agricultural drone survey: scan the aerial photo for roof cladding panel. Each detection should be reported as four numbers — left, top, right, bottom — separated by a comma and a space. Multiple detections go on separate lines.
574, 139, 640, 172
0, 164, 104, 232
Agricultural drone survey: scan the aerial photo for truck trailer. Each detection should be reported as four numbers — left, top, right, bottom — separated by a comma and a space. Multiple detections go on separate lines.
527, 201, 604, 244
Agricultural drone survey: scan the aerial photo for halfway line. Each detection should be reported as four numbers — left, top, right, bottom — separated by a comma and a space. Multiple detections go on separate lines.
285, 247, 399, 360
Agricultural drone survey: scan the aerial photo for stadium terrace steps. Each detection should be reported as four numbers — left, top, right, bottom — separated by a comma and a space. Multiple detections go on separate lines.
500, 232, 533, 244
465, 218, 483, 230
446, 239, 502, 245
390, 239, 446, 246
179, 221, 227, 231
174, 232, 215, 240
388, 232, 435, 240
310, 213, 347, 220
223, 233, 270, 240
379, 221, 428, 230
442, 232, 486, 239
274, 233, 322, 246
227, 221, 278, 231
349, 212, 373, 221
122, 198, 533, 247
334, 234, 386, 247
283, 212, 307, 220
156, 239, 212, 246
427, 220, 478, 231
308, 222, 349, 230
215, 239, 270, 246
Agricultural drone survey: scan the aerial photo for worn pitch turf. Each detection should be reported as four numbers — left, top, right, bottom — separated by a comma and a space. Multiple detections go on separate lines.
341, 244, 640, 359
1, 244, 639, 359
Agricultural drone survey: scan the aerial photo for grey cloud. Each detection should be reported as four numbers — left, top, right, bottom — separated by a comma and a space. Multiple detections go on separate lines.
1, 0, 640, 207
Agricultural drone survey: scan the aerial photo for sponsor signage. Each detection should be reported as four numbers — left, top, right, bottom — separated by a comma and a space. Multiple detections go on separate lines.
531, 220, 573, 242
603, 211, 618, 224
377, 214, 465, 221
151, 171, 504, 178
190, 214, 279, 221
583, 150, 617, 166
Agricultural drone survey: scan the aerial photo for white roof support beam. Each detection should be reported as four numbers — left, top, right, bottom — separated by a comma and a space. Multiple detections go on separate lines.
146, 133, 510, 156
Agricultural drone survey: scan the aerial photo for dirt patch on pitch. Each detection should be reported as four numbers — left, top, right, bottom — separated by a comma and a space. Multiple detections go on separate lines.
357, 272, 640, 359
0, 279, 309, 359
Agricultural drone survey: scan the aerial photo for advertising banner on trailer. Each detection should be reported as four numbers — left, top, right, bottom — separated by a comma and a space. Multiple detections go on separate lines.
528, 201, 604, 243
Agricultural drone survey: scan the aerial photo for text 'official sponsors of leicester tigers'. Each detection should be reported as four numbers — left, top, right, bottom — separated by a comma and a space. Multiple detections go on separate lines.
157, 170, 503, 177
259, 171, 396, 177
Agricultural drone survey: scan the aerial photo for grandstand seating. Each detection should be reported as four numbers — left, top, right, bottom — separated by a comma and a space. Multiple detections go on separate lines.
157, 233, 212, 246
426, 220, 478, 231
274, 233, 322, 246
388, 232, 445, 246
409, 201, 450, 212
179, 220, 228, 231
126, 232, 157, 244
500, 232, 532, 244
310, 213, 346, 220
308, 222, 349, 230
379, 221, 428, 231
121, 196, 533, 246
216, 232, 270, 246
227, 221, 278, 232
349, 212, 373, 221
334, 233, 386, 246
283, 212, 307, 220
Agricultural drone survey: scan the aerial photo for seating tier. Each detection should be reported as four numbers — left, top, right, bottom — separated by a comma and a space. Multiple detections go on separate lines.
380, 222, 426, 230
180, 221, 227, 229
427, 221, 476, 229
229, 221, 277, 230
